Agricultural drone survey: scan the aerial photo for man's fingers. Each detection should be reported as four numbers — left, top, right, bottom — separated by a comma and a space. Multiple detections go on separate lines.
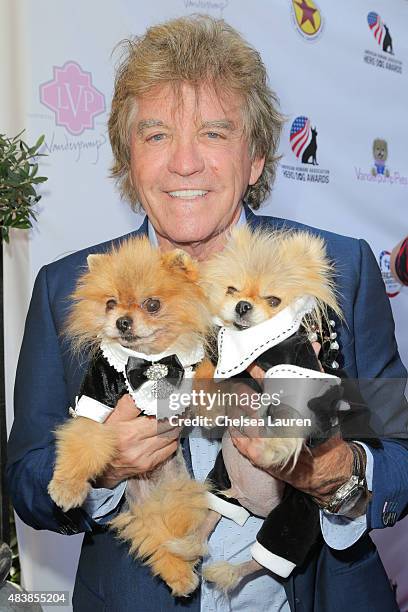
311, 341, 324, 373
146, 424, 181, 448
150, 439, 179, 466
125, 417, 181, 440
311, 341, 321, 358
246, 363, 265, 380
106, 394, 141, 423
112, 438, 179, 476
230, 426, 249, 448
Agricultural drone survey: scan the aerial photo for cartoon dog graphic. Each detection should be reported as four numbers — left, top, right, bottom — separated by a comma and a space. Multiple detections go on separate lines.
371, 138, 390, 177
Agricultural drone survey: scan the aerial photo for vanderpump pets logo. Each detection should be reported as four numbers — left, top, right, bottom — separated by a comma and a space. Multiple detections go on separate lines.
379, 250, 401, 298
354, 138, 408, 186
281, 116, 329, 184
364, 12, 402, 74
35, 61, 107, 164
290, 0, 324, 41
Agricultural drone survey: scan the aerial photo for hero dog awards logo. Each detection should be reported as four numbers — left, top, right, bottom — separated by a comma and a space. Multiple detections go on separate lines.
38, 61, 107, 163
364, 12, 402, 74
281, 116, 329, 184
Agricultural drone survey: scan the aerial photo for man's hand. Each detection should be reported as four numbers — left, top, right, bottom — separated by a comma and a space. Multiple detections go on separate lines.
233, 343, 354, 505
94, 394, 180, 489
230, 430, 354, 505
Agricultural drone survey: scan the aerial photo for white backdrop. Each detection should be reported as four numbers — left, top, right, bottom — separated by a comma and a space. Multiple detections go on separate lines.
2, 0, 407, 610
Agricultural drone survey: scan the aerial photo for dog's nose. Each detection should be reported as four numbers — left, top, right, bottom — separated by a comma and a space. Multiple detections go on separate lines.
116, 316, 133, 333
235, 301, 253, 317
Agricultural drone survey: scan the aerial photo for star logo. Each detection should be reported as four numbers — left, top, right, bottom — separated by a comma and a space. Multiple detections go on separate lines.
291, 0, 323, 40
40, 61, 105, 135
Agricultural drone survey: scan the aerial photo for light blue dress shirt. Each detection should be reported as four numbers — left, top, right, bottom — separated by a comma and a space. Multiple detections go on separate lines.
83, 205, 373, 610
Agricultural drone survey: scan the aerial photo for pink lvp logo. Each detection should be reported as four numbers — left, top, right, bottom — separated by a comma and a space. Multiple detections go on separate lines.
40, 61, 105, 135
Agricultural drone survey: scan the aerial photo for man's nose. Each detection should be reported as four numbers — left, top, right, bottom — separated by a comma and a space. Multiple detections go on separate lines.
167, 137, 205, 176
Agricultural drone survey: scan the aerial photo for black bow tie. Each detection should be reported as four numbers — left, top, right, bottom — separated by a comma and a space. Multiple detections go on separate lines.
125, 354, 185, 391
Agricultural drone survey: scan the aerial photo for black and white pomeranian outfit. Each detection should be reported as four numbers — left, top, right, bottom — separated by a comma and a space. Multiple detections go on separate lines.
206, 296, 348, 578
71, 340, 204, 422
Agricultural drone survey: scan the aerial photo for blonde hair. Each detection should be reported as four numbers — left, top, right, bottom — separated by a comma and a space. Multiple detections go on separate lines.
108, 14, 285, 210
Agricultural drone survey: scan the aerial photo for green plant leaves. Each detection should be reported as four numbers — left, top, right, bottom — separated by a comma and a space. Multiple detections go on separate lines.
0, 131, 48, 242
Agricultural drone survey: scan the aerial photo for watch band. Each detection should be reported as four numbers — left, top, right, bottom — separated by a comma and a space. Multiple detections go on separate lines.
320, 442, 369, 516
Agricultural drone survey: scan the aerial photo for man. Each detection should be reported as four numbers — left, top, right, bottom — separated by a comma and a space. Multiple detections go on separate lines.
7, 15, 408, 612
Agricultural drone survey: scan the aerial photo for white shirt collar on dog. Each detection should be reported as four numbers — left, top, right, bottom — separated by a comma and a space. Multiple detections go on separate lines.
98, 340, 204, 417
100, 339, 204, 372
214, 295, 316, 379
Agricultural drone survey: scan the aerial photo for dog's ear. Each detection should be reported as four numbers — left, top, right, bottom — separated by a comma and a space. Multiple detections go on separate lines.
161, 249, 199, 281
86, 254, 105, 272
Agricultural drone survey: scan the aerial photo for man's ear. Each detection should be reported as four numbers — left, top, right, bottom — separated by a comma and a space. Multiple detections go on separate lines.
86, 254, 104, 271
161, 249, 199, 282
249, 156, 266, 185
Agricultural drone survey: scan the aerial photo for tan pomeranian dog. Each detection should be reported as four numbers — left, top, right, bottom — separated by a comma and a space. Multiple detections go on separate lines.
195, 226, 343, 591
48, 236, 213, 597
202, 225, 339, 332
200, 224, 342, 467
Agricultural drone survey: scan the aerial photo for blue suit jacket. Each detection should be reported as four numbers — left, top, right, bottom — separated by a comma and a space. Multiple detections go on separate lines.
7, 208, 408, 611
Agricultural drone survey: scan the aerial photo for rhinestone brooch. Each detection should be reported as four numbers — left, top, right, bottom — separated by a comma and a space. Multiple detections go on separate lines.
144, 363, 169, 381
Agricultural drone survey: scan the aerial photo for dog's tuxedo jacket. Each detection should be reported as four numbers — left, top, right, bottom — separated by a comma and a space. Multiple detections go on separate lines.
7, 207, 407, 612
73, 351, 128, 421
72, 345, 201, 422
206, 329, 347, 577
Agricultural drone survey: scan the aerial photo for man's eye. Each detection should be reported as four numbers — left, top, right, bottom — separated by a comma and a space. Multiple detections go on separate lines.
147, 133, 166, 142
265, 296, 281, 308
227, 286, 238, 295
143, 298, 161, 313
205, 132, 223, 139
106, 299, 117, 311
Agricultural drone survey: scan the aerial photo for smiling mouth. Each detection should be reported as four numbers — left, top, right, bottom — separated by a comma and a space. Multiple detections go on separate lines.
167, 189, 209, 199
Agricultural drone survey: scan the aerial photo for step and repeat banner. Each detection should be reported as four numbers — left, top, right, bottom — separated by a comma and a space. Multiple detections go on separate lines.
3, 1, 408, 610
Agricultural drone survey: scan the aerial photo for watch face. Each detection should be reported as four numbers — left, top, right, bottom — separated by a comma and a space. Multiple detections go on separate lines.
336, 486, 364, 514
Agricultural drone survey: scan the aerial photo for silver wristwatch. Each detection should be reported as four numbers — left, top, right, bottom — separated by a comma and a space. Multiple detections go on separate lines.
322, 443, 368, 515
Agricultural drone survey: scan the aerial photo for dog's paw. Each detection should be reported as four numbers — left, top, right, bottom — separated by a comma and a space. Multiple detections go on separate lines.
167, 565, 199, 598
48, 478, 91, 512
202, 561, 241, 592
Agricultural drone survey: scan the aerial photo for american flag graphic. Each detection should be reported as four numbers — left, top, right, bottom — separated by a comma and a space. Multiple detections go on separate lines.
290, 116, 311, 158
367, 12, 384, 45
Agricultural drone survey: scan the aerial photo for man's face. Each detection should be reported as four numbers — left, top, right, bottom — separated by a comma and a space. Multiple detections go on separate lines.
129, 83, 265, 247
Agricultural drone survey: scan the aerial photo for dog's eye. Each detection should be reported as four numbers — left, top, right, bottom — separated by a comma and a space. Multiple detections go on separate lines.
226, 286, 238, 295
143, 298, 161, 313
265, 296, 281, 308
106, 299, 117, 311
